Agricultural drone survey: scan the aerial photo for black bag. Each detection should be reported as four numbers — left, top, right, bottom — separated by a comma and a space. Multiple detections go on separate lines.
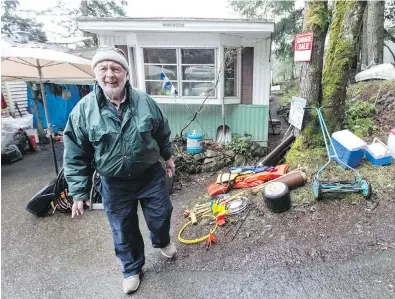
26, 179, 56, 217
1, 145, 23, 164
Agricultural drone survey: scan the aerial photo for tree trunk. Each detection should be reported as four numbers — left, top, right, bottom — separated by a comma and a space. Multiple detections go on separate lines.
361, 5, 368, 68
295, 0, 329, 138
299, 0, 329, 106
322, 0, 366, 132
361, 0, 385, 67
290, 59, 295, 80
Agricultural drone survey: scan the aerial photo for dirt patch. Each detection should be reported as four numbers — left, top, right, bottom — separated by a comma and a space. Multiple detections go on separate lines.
170, 177, 395, 273
374, 105, 395, 140
168, 80, 395, 272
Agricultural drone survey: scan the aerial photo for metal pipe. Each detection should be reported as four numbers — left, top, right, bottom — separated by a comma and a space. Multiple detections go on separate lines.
258, 134, 295, 166
37, 59, 59, 175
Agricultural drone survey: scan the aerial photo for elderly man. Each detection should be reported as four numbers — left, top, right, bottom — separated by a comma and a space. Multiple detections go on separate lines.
63, 46, 176, 294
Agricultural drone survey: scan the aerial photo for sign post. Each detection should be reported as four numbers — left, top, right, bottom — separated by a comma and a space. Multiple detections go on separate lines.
294, 32, 313, 62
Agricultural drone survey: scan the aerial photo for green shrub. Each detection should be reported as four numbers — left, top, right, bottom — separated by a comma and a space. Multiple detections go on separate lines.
223, 134, 251, 157
344, 101, 375, 138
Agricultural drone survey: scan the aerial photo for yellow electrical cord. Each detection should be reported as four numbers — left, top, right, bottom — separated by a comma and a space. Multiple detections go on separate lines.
178, 214, 218, 244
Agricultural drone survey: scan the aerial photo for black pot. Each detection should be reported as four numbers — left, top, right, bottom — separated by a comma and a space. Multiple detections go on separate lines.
263, 182, 291, 213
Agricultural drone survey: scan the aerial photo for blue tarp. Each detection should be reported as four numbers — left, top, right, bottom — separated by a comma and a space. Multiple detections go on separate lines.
27, 84, 92, 133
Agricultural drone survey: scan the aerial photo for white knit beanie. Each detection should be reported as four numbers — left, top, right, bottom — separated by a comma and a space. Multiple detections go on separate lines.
91, 46, 129, 73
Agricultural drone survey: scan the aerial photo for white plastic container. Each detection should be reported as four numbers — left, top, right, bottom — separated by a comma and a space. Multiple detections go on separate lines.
388, 128, 395, 159
366, 138, 392, 166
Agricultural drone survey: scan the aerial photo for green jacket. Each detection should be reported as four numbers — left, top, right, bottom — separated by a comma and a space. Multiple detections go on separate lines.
63, 82, 172, 201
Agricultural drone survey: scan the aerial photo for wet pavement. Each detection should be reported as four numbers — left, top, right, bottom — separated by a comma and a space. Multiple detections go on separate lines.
1, 144, 394, 298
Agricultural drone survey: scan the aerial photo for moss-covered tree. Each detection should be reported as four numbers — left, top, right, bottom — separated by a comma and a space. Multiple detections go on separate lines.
285, 0, 329, 164
292, 0, 329, 143
299, 0, 329, 109
322, 0, 366, 132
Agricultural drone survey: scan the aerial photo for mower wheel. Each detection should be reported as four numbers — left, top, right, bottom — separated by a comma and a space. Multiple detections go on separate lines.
360, 180, 372, 199
313, 179, 322, 201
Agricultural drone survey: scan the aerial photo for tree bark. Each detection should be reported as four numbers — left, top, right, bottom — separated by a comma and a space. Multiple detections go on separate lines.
322, 0, 366, 132
361, 4, 368, 68
295, 0, 329, 137
290, 59, 295, 80
299, 0, 329, 106
361, 0, 385, 67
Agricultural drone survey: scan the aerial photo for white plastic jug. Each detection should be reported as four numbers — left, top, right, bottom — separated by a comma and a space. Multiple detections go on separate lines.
388, 128, 395, 159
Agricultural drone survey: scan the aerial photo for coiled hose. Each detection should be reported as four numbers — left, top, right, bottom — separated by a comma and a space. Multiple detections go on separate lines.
53, 168, 102, 213
177, 214, 218, 244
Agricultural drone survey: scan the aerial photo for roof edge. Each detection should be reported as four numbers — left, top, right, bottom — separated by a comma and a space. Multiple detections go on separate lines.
76, 16, 275, 24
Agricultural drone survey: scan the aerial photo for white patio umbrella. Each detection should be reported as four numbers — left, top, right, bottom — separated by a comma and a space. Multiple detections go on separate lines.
1, 46, 95, 175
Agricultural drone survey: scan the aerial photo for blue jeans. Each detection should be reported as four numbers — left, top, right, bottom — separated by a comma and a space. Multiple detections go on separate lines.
100, 164, 173, 278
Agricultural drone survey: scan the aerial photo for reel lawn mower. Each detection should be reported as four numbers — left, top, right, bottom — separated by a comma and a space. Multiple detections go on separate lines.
306, 106, 371, 200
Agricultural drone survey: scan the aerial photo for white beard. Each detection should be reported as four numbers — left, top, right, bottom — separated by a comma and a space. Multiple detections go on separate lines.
97, 77, 127, 100
103, 86, 124, 99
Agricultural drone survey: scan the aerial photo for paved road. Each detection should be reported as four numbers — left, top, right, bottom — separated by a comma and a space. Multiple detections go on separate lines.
2, 145, 394, 298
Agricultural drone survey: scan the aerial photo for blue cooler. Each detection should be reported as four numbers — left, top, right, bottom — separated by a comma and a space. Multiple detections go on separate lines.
365, 138, 392, 166
330, 130, 367, 169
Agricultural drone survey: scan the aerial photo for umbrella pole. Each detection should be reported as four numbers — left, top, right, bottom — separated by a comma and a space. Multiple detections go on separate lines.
37, 61, 59, 175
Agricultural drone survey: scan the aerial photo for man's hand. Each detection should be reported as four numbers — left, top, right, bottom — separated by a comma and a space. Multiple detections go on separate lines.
165, 158, 175, 177
71, 201, 85, 218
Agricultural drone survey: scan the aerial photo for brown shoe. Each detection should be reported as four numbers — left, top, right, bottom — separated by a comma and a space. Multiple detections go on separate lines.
123, 273, 140, 294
